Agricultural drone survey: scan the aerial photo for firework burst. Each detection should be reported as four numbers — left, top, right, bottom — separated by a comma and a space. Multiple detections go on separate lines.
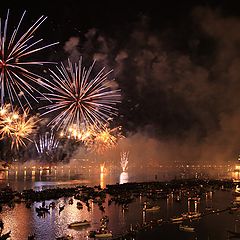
0, 10, 58, 108
59, 124, 95, 142
120, 151, 129, 172
40, 57, 121, 132
0, 104, 38, 149
86, 125, 124, 155
34, 131, 59, 158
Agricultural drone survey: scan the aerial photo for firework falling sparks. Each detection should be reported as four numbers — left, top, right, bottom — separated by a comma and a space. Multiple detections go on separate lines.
120, 151, 129, 172
0, 10, 58, 108
34, 131, 59, 157
100, 162, 105, 174
59, 124, 94, 142
86, 125, 124, 155
40, 57, 121, 132
0, 104, 38, 149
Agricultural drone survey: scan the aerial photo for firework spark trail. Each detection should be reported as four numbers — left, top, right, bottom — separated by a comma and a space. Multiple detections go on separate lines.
120, 151, 129, 172
59, 124, 95, 142
0, 104, 38, 149
40, 57, 121, 132
86, 125, 124, 155
0, 10, 59, 108
35, 131, 59, 156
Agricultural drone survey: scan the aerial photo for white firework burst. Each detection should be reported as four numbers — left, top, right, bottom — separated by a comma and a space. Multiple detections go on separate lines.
0, 10, 58, 108
40, 57, 121, 132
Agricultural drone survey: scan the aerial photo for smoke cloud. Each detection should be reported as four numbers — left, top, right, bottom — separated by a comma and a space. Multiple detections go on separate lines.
67, 6, 240, 167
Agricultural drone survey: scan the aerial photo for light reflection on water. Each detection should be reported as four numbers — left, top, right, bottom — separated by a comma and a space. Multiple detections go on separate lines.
0, 168, 238, 240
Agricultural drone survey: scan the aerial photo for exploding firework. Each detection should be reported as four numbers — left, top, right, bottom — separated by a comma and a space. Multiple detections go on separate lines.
40, 57, 121, 132
0, 10, 58, 108
34, 131, 59, 158
0, 104, 38, 149
59, 124, 94, 142
120, 151, 129, 172
86, 125, 124, 155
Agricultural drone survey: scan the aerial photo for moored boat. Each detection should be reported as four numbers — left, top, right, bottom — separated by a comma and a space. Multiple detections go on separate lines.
144, 205, 161, 212
56, 234, 73, 240
170, 216, 184, 222
95, 232, 113, 238
89, 230, 113, 238
68, 220, 91, 228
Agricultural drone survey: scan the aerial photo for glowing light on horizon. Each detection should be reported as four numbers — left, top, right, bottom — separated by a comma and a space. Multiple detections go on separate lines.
120, 171, 128, 184
0, 10, 58, 108
40, 57, 121, 133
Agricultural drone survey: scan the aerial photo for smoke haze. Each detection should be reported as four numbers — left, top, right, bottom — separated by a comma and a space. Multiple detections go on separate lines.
64, 6, 240, 166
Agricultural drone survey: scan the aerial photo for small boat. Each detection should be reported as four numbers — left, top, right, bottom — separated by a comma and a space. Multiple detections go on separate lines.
95, 232, 113, 238
56, 235, 73, 240
68, 220, 91, 228
228, 230, 240, 237
0, 231, 11, 240
144, 206, 161, 212
187, 212, 201, 219
170, 216, 184, 222
179, 224, 195, 232
35, 206, 49, 213
235, 185, 240, 195
89, 230, 113, 238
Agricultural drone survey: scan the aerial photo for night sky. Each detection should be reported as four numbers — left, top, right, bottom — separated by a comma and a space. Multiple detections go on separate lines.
2, 0, 240, 163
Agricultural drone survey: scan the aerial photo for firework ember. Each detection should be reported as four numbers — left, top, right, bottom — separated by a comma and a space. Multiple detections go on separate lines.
120, 151, 129, 172
40, 57, 121, 132
34, 131, 59, 157
0, 104, 38, 148
86, 125, 124, 155
0, 10, 58, 108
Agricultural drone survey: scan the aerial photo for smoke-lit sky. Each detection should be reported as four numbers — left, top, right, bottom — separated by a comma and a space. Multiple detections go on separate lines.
2, 0, 240, 163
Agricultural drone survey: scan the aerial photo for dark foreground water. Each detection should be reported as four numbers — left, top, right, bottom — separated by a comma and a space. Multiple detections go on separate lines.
0, 167, 238, 240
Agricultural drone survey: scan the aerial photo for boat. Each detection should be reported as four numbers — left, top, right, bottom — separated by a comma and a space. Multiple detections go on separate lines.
234, 185, 240, 195
228, 230, 240, 237
56, 235, 73, 240
179, 224, 195, 232
95, 232, 113, 238
68, 220, 91, 228
89, 218, 112, 239
0, 231, 11, 240
170, 216, 184, 222
181, 212, 201, 220
187, 212, 201, 219
144, 205, 161, 212
89, 229, 113, 238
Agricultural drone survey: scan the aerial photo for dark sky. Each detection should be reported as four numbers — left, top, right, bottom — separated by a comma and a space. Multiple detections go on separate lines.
2, 0, 240, 163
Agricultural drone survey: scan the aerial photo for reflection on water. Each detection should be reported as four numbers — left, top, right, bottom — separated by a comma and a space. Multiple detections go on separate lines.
100, 172, 105, 189
0, 187, 239, 240
0, 166, 239, 240
120, 172, 129, 184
